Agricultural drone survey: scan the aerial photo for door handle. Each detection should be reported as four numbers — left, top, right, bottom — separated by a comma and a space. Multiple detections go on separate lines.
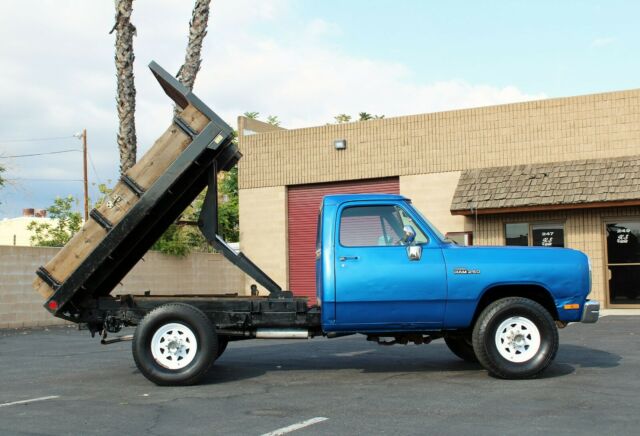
339, 256, 359, 261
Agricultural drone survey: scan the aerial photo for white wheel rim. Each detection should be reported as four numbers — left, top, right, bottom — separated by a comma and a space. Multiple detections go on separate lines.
494, 316, 541, 363
150, 323, 198, 370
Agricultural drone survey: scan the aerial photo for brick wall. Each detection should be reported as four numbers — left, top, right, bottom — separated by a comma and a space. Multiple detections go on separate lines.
239, 88, 640, 189
0, 246, 245, 329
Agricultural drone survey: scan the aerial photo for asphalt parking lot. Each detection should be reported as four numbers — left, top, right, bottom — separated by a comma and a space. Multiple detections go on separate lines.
0, 315, 638, 436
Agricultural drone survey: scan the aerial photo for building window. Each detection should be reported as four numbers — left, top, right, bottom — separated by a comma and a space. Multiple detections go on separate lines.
505, 223, 529, 246
505, 222, 565, 247
606, 221, 640, 305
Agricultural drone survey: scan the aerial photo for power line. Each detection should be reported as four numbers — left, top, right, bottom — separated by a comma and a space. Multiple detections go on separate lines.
5, 178, 84, 182
0, 149, 82, 159
0, 135, 76, 143
86, 149, 103, 185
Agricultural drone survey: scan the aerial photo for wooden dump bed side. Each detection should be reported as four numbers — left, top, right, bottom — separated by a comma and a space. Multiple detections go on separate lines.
34, 62, 240, 321
34, 105, 208, 299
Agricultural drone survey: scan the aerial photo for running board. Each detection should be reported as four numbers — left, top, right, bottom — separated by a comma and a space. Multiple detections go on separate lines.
101, 334, 134, 345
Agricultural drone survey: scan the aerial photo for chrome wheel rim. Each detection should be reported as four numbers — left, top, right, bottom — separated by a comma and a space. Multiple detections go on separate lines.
150, 323, 198, 370
494, 316, 541, 363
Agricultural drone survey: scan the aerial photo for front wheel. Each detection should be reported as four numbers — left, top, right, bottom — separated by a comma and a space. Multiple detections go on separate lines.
132, 303, 217, 386
472, 297, 558, 379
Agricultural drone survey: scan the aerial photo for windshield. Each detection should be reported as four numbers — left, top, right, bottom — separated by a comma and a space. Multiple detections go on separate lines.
404, 201, 451, 243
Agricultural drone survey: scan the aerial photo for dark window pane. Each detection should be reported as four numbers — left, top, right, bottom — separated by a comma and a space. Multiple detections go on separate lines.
506, 223, 529, 246
609, 265, 640, 304
340, 206, 402, 247
532, 224, 564, 247
606, 222, 640, 264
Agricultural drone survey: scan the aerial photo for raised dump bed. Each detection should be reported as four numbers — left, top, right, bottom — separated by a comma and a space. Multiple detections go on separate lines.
33, 62, 245, 321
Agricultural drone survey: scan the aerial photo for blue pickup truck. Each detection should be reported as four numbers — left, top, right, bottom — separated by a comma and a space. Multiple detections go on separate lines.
36, 62, 599, 386
316, 193, 598, 378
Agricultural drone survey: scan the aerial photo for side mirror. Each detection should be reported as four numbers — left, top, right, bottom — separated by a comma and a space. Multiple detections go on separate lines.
401, 225, 416, 245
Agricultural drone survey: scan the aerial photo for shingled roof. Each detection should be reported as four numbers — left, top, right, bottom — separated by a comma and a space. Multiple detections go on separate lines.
450, 155, 640, 215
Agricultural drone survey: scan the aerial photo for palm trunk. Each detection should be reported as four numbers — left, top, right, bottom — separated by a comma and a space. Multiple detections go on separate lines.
112, 0, 137, 174
176, 0, 211, 95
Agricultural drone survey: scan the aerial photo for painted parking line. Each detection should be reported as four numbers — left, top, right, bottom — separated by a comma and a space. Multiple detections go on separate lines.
334, 350, 374, 357
0, 396, 60, 409
261, 417, 329, 436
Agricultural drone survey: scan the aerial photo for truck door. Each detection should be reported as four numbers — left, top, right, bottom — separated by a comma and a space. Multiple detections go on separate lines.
334, 203, 447, 329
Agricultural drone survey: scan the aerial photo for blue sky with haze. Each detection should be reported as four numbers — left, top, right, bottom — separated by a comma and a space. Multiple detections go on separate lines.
0, 0, 638, 219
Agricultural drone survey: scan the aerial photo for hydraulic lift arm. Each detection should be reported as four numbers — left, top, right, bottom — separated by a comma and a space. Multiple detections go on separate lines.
197, 166, 291, 298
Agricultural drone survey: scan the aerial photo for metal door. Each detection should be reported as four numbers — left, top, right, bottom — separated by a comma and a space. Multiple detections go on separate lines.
333, 202, 447, 329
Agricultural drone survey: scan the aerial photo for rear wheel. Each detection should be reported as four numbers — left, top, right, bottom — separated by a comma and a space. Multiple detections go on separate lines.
132, 303, 217, 386
444, 334, 478, 363
472, 297, 558, 379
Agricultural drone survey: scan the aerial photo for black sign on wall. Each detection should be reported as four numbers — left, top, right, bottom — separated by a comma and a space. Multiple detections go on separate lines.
532, 224, 564, 247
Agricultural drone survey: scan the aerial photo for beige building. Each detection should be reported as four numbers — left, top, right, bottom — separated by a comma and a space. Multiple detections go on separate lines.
237, 89, 640, 309
0, 209, 52, 246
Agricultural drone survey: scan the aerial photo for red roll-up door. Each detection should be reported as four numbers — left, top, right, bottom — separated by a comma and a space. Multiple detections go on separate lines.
287, 178, 400, 305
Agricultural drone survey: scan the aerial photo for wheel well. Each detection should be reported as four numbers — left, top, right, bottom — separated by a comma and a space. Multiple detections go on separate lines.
473, 285, 559, 323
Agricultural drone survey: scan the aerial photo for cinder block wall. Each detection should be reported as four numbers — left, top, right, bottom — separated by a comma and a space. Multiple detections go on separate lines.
0, 246, 245, 329
239, 89, 640, 190
238, 186, 288, 294
400, 171, 473, 235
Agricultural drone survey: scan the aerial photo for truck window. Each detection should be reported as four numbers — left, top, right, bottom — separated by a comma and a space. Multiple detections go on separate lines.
340, 205, 427, 247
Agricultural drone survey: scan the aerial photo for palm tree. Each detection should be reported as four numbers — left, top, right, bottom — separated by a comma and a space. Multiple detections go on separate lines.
334, 114, 352, 124
176, 0, 211, 92
111, 0, 137, 174
266, 115, 281, 127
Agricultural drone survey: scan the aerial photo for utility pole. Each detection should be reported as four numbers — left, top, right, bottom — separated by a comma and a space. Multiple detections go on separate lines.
82, 129, 88, 222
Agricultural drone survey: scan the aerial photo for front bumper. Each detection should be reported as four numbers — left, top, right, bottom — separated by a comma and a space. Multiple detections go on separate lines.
581, 300, 600, 323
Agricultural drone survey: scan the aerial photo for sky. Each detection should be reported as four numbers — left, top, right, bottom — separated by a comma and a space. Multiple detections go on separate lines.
0, 0, 638, 218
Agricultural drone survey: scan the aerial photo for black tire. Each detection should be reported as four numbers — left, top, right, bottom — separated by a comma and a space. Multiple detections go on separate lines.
472, 297, 558, 379
132, 303, 217, 386
216, 336, 229, 359
444, 334, 478, 363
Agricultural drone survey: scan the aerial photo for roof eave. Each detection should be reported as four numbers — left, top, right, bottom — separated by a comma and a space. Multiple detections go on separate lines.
451, 198, 640, 216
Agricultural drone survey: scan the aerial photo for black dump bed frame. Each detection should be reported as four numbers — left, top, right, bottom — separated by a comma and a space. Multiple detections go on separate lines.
38, 62, 319, 336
